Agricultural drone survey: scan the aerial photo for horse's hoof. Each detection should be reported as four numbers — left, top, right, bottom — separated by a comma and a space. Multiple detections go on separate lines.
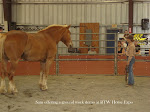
14, 88, 18, 93
8, 88, 18, 95
40, 85, 48, 91
8, 90, 18, 95
0, 87, 7, 94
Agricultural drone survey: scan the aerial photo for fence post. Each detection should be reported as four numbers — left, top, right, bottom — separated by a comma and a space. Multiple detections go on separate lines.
114, 33, 118, 75
56, 45, 59, 75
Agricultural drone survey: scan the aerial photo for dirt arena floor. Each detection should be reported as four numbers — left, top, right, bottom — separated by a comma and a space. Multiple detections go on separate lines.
0, 75, 150, 112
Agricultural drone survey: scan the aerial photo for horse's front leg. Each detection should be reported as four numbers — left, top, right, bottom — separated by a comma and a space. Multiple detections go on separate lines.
0, 59, 8, 94
39, 61, 45, 88
40, 57, 54, 91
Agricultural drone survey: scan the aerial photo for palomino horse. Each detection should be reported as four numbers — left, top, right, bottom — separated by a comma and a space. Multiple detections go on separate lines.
0, 25, 73, 94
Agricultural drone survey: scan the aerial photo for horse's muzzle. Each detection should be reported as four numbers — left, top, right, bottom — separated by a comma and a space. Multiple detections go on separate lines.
68, 42, 76, 53
68, 45, 77, 53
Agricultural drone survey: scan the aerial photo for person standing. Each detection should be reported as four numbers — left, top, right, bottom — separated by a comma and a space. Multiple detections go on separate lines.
126, 35, 136, 86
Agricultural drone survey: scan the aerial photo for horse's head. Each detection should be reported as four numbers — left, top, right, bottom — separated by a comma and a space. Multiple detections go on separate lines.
61, 25, 73, 49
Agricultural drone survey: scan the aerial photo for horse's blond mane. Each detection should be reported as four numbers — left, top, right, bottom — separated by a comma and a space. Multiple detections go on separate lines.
38, 24, 68, 32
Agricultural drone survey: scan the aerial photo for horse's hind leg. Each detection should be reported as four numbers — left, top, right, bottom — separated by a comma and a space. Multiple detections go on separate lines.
0, 59, 8, 94
8, 60, 19, 94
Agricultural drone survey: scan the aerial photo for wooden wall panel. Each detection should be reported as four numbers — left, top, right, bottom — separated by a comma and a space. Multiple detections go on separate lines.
79, 23, 99, 53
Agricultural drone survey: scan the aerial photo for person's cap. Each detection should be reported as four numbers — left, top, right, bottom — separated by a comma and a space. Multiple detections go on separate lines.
126, 35, 133, 40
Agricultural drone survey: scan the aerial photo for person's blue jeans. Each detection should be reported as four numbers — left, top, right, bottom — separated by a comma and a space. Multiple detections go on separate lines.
128, 57, 135, 85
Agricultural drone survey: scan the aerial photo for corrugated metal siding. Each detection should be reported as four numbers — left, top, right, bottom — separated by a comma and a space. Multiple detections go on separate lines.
0, 0, 4, 24
11, 0, 129, 26
133, 2, 150, 33
0, 0, 149, 30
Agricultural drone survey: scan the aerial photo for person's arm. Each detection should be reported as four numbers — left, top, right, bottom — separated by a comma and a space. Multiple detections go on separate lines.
127, 57, 132, 65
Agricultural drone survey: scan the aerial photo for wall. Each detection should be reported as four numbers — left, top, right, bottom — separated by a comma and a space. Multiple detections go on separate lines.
133, 2, 150, 33
0, 0, 150, 32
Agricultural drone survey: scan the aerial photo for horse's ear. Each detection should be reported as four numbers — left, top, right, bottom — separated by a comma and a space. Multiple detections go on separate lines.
67, 25, 71, 29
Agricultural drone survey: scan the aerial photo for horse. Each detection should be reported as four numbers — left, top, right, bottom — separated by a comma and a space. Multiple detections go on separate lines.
0, 24, 73, 94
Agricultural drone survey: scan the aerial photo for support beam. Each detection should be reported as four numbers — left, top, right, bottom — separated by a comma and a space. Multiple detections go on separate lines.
2, 0, 12, 31
129, 0, 133, 33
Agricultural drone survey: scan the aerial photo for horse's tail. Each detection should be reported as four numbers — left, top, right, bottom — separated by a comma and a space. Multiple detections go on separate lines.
0, 33, 7, 61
